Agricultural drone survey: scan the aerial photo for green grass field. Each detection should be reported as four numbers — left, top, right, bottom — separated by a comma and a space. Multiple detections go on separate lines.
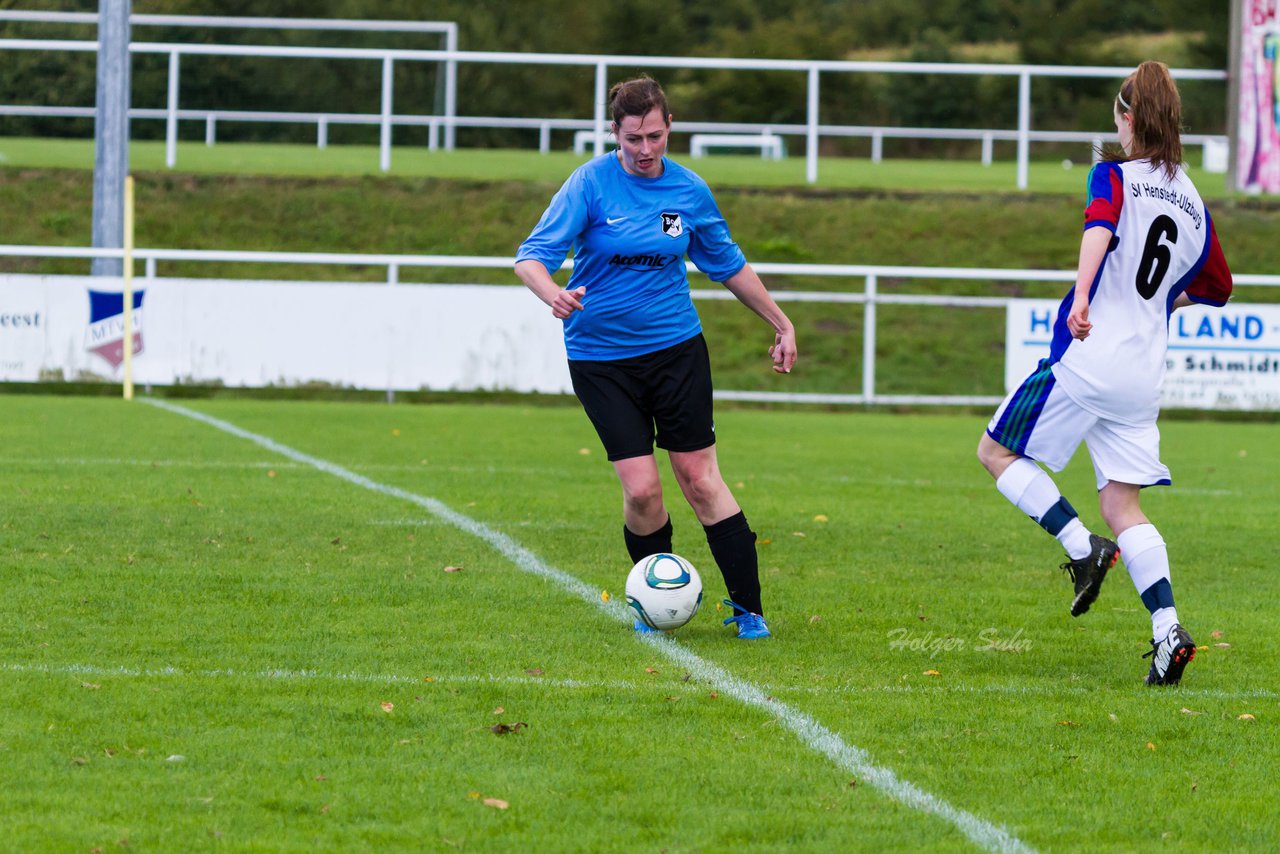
0, 135, 1234, 197
1, 395, 1274, 851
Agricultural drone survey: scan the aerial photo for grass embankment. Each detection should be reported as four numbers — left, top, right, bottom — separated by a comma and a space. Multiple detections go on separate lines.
0, 135, 1226, 194
3, 149, 1278, 398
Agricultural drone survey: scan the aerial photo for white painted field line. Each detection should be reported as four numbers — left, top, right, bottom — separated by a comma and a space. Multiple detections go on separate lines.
140, 397, 1033, 854
3, 455, 1243, 498
6, 660, 1273, 705
0, 661, 624, 692
0, 456, 300, 470
369, 518, 447, 527
0, 659, 928, 698
0, 455, 578, 479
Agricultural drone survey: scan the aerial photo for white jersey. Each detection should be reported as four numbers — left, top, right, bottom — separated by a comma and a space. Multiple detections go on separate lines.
1049, 159, 1231, 426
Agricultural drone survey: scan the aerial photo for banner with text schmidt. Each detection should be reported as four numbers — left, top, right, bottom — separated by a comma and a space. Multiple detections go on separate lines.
1006, 299, 1280, 412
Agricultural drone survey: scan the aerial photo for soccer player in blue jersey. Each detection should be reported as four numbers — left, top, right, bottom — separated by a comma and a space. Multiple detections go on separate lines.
977, 62, 1232, 685
515, 76, 797, 639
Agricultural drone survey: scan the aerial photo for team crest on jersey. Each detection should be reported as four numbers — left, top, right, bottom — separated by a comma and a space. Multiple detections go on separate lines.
659, 212, 683, 238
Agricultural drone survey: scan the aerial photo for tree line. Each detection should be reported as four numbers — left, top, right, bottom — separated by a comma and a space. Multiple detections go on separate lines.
0, 0, 1231, 155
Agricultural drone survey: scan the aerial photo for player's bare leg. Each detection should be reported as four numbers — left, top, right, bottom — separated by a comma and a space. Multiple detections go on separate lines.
978, 433, 1118, 616
614, 454, 668, 539
976, 432, 1019, 480
669, 446, 769, 638
613, 455, 674, 634
1100, 481, 1195, 684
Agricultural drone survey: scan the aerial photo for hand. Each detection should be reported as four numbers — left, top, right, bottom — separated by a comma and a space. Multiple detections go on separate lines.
769, 328, 797, 374
550, 286, 586, 319
1066, 295, 1092, 340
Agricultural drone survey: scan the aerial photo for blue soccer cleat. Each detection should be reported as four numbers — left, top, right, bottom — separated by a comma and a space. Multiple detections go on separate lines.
722, 599, 771, 639
634, 618, 661, 634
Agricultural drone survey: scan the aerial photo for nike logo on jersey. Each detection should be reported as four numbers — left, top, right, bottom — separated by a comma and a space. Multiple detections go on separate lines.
606, 216, 628, 225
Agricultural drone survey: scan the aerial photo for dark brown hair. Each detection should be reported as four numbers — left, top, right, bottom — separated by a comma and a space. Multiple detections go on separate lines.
1106, 60, 1183, 179
608, 76, 670, 127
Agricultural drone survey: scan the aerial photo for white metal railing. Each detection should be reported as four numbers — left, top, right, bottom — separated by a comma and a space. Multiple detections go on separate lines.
0, 11, 459, 154
0, 11, 457, 33
0, 26, 1226, 187
4, 245, 1278, 406
0, 104, 1228, 168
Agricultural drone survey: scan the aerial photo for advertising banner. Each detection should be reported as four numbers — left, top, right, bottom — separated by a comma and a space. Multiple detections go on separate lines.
1005, 299, 1280, 411
0, 275, 573, 394
1237, 0, 1280, 193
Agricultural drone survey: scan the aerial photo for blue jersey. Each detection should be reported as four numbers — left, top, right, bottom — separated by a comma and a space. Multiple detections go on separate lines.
516, 153, 747, 361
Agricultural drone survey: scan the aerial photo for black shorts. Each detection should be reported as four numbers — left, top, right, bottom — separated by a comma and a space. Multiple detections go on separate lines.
568, 334, 716, 462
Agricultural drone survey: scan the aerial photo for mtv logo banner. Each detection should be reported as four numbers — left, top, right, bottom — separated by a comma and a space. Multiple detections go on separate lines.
86, 289, 145, 368
0, 281, 144, 380
1005, 299, 1280, 412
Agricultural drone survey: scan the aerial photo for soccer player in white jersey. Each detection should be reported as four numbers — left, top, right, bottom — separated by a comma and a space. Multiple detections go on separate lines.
515, 76, 798, 639
977, 61, 1232, 685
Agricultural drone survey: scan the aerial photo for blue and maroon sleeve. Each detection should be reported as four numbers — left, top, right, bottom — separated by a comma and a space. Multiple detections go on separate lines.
1184, 210, 1232, 306
1083, 162, 1124, 232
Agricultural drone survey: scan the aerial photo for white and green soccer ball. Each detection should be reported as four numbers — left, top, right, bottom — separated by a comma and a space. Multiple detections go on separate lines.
625, 553, 703, 631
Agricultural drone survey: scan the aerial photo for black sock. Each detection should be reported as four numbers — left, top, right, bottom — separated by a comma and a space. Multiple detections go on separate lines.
704, 511, 762, 615
623, 516, 673, 565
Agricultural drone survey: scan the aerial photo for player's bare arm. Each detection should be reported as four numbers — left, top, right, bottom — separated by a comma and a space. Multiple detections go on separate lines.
721, 264, 798, 373
1068, 227, 1113, 340
515, 259, 584, 318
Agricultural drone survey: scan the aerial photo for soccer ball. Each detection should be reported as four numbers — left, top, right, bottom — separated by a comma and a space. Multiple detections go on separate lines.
625, 553, 703, 631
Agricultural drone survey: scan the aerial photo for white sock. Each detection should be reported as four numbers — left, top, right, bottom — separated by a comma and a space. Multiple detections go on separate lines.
1057, 519, 1093, 561
1117, 523, 1177, 640
1152, 607, 1179, 642
996, 458, 1092, 559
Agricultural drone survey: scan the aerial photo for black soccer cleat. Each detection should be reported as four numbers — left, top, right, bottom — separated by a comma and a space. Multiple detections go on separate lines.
1143, 623, 1196, 686
1060, 534, 1120, 617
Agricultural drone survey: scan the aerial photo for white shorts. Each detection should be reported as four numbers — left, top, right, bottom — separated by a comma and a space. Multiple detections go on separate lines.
986, 360, 1171, 490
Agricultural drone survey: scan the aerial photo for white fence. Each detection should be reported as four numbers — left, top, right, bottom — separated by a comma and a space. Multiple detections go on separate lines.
3, 245, 1278, 406
0, 10, 1228, 188
0, 10, 459, 162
